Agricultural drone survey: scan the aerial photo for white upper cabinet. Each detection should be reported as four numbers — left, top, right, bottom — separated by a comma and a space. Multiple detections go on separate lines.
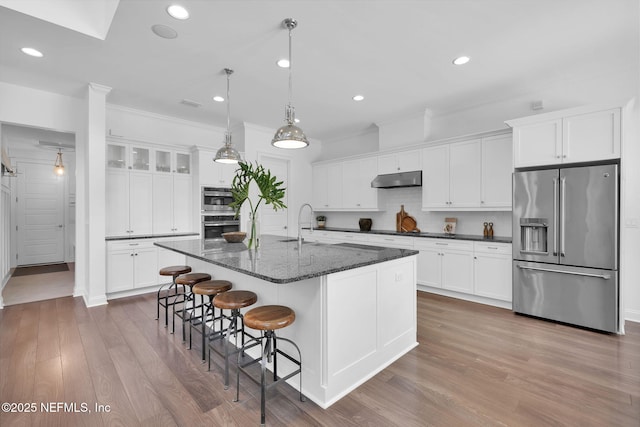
378, 149, 422, 175
342, 156, 378, 210
197, 149, 237, 187
422, 134, 512, 211
509, 106, 621, 168
481, 134, 513, 208
107, 142, 151, 171
155, 149, 191, 175
106, 170, 153, 236
313, 162, 344, 210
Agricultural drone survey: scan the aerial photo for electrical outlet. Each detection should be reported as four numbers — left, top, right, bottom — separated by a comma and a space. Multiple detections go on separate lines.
395, 272, 403, 282
625, 218, 639, 228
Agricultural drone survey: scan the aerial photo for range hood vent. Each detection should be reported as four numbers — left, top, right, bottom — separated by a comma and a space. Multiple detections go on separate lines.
371, 170, 422, 188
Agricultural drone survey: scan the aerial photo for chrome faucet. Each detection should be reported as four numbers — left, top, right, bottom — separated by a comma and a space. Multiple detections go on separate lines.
298, 203, 314, 248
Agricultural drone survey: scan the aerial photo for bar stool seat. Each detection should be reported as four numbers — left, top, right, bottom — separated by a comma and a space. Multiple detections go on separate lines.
209, 290, 258, 388
173, 273, 211, 340
156, 265, 192, 327
234, 305, 304, 425
190, 280, 232, 361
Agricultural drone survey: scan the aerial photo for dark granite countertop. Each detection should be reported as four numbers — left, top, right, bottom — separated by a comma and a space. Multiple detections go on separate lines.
106, 232, 199, 241
154, 235, 418, 284
308, 227, 512, 244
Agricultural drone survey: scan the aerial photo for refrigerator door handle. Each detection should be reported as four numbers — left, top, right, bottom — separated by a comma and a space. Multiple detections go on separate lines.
517, 264, 611, 280
560, 176, 566, 257
553, 177, 558, 256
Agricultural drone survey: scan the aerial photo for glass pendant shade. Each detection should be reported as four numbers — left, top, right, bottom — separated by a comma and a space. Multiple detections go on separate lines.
272, 18, 309, 149
54, 150, 65, 175
214, 68, 242, 164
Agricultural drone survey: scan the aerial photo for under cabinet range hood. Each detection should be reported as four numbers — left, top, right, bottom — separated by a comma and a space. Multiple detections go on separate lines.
371, 170, 422, 188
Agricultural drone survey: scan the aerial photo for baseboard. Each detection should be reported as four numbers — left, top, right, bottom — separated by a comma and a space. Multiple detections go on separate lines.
625, 308, 640, 324
417, 284, 512, 310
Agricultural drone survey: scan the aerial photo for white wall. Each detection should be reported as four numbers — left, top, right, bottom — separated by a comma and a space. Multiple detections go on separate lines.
317, 125, 379, 161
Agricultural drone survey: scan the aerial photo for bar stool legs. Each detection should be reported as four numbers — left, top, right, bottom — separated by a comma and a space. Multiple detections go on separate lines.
233, 305, 304, 426
156, 265, 191, 327
190, 280, 232, 361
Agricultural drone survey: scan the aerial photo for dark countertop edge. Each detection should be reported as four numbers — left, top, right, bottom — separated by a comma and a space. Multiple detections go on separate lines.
154, 241, 418, 284
106, 232, 199, 241
306, 227, 512, 244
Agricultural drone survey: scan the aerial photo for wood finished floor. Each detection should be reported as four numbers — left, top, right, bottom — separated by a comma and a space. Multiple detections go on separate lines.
0, 291, 638, 426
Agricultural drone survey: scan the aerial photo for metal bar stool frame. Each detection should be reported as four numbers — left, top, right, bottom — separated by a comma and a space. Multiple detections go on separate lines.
188, 291, 230, 362
171, 273, 211, 341
234, 330, 304, 426
156, 266, 191, 327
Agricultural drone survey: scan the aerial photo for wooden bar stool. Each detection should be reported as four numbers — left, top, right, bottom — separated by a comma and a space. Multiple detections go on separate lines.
234, 305, 304, 426
208, 290, 258, 388
156, 265, 191, 327
173, 272, 211, 341
190, 280, 232, 362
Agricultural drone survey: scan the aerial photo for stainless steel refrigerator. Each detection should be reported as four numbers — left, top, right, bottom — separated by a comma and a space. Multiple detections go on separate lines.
512, 163, 619, 333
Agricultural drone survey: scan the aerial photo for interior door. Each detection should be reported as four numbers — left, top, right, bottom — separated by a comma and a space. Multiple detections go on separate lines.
16, 162, 65, 265
258, 155, 289, 236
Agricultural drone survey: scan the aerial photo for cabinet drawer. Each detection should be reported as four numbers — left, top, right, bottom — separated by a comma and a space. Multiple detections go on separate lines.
367, 235, 414, 249
473, 242, 511, 255
108, 239, 156, 251
414, 238, 473, 251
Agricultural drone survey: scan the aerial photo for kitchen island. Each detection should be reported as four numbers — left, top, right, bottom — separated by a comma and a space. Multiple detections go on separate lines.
155, 235, 418, 408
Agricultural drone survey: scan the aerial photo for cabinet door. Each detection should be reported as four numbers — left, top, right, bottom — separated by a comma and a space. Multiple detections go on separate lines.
152, 174, 174, 234
422, 145, 450, 209
312, 164, 329, 209
474, 252, 512, 301
341, 160, 359, 209
441, 248, 474, 293
131, 146, 150, 171
326, 163, 343, 209
106, 170, 130, 236
175, 152, 191, 174
397, 150, 421, 172
106, 249, 134, 292
219, 163, 237, 187
343, 157, 378, 210
513, 120, 562, 167
377, 154, 397, 175
155, 149, 172, 173
416, 247, 442, 287
563, 108, 620, 163
133, 247, 158, 288
449, 139, 481, 207
107, 143, 128, 169
129, 172, 153, 235
172, 175, 192, 233
481, 135, 512, 209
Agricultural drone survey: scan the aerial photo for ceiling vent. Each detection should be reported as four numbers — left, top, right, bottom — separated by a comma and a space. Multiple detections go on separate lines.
180, 99, 202, 108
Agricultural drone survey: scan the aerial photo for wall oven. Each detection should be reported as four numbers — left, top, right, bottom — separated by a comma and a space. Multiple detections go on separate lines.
202, 187, 234, 212
202, 214, 240, 241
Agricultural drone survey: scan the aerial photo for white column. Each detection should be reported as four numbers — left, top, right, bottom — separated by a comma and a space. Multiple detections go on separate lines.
77, 82, 111, 306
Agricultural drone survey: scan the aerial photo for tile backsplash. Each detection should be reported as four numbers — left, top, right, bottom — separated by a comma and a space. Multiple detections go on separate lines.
316, 187, 512, 237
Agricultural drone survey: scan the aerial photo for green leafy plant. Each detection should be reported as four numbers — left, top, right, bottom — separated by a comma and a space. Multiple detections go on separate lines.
316, 215, 326, 221
229, 161, 287, 247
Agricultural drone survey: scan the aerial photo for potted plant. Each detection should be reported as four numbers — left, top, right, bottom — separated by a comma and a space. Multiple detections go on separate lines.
316, 215, 326, 229
229, 161, 287, 249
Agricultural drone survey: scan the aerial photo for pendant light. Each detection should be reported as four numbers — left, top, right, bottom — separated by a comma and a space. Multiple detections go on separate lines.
272, 18, 309, 149
215, 68, 242, 164
53, 149, 65, 175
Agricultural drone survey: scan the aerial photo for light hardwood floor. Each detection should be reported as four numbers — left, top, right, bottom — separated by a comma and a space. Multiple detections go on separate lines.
2, 264, 74, 306
0, 291, 638, 426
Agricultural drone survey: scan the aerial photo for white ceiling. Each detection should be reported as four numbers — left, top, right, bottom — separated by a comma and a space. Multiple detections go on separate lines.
0, 0, 637, 142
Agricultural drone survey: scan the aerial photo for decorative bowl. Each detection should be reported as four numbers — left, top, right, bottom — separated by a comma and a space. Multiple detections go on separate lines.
222, 231, 246, 243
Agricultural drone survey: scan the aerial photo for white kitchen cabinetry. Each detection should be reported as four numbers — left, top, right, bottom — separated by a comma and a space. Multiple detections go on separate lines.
415, 239, 474, 293
196, 148, 237, 187
106, 240, 158, 293
509, 106, 621, 168
152, 174, 192, 234
367, 234, 414, 249
481, 134, 513, 209
342, 156, 378, 210
377, 149, 422, 175
106, 170, 153, 236
312, 163, 344, 210
473, 242, 512, 302
422, 140, 481, 209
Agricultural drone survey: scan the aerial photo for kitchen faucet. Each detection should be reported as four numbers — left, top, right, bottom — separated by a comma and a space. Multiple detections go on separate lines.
298, 203, 314, 248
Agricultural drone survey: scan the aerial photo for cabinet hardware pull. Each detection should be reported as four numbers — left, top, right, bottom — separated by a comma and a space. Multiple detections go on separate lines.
487, 246, 498, 249
517, 265, 610, 280
436, 242, 448, 246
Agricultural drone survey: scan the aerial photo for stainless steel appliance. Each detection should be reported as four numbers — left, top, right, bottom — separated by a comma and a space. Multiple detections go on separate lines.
512, 163, 619, 332
202, 214, 240, 241
202, 187, 234, 212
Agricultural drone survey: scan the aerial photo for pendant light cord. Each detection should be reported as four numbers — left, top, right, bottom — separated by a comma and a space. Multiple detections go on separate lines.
288, 26, 293, 107
225, 68, 233, 145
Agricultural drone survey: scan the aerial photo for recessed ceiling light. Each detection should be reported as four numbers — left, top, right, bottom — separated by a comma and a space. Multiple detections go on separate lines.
453, 56, 470, 65
353, 95, 364, 101
167, 5, 189, 20
21, 47, 43, 58
151, 24, 178, 39
277, 59, 290, 68
213, 96, 224, 102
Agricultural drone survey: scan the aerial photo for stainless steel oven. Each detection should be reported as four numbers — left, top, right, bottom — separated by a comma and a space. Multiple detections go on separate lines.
202, 187, 234, 212
202, 214, 240, 241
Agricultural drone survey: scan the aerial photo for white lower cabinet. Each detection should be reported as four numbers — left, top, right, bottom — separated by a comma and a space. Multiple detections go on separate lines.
106, 240, 158, 293
473, 242, 512, 302
415, 239, 474, 293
